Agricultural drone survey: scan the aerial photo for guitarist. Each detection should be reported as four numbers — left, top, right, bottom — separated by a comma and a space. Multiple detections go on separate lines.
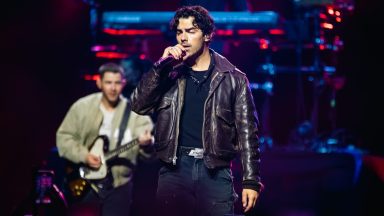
56, 62, 155, 216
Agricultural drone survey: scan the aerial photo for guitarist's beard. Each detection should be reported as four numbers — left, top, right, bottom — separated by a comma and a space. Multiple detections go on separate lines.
101, 94, 121, 109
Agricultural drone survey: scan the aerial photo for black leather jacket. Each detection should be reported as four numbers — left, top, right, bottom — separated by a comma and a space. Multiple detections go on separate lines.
131, 50, 262, 191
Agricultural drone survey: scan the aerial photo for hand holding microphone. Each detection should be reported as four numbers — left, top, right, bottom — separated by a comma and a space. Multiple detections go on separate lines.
154, 45, 186, 69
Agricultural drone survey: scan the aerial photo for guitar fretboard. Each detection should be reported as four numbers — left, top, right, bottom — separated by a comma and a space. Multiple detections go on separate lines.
104, 138, 139, 160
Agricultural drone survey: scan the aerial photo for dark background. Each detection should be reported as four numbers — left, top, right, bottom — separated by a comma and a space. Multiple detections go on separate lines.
1, 0, 382, 215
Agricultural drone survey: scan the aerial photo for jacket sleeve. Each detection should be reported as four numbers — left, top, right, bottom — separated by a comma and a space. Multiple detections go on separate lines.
131, 66, 170, 115
235, 74, 264, 193
56, 103, 89, 164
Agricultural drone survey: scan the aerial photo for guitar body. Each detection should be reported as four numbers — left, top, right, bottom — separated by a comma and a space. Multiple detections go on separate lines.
64, 135, 109, 202
63, 160, 92, 203
63, 135, 138, 202
79, 135, 109, 180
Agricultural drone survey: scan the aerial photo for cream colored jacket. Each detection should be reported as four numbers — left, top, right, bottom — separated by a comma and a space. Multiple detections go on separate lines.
56, 92, 154, 188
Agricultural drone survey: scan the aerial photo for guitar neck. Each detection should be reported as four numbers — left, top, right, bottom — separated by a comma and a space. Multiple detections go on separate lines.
104, 138, 139, 161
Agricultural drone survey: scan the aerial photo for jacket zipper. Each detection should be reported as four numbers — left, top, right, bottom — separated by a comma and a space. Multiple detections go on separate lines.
201, 72, 220, 154
172, 79, 185, 165
173, 97, 179, 164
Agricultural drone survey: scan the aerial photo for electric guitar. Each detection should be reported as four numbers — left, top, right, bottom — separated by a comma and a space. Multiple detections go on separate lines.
64, 135, 139, 201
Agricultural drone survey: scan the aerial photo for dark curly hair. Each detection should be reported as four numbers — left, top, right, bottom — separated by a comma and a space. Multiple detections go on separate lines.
170, 5, 215, 40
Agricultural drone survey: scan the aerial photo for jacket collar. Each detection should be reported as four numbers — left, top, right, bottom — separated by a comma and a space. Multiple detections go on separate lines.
209, 48, 236, 73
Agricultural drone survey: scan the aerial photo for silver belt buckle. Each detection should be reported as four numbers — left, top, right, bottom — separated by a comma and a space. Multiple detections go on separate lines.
188, 148, 204, 159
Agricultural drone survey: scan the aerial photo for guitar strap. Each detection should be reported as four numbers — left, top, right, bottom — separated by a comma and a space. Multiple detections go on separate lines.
116, 100, 131, 147
93, 101, 131, 195
88, 102, 131, 198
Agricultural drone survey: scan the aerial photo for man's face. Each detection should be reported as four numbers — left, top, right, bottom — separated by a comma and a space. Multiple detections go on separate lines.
176, 16, 207, 60
98, 71, 126, 104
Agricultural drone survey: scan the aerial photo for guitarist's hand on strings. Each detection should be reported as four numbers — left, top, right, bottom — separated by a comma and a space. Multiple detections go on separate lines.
85, 153, 101, 169
138, 130, 154, 146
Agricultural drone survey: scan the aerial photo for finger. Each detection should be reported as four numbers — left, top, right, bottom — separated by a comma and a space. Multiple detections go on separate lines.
242, 192, 248, 209
90, 154, 99, 161
93, 155, 101, 164
242, 193, 256, 213
163, 47, 176, 58
139, 130, 152, 144
243, 198, 253, 212
175, 45, 186, 58
90, 159, 101, 168
170, 46, 179, 55
170, 46, 186, 59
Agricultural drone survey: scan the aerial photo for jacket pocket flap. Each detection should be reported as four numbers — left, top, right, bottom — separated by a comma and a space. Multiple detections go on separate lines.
216, 108, 234, 125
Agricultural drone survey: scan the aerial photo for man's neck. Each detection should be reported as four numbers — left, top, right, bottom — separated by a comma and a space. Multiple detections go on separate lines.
101, 97, 118, 112
189, 47, 211, 72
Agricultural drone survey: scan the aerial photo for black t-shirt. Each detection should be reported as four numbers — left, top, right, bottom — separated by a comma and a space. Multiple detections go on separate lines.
179, 58, 214, 148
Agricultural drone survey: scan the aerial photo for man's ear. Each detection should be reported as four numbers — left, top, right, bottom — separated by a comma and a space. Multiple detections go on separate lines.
122, 78, 127, 87
204, 33, 212, 42
96, 77, 102, 89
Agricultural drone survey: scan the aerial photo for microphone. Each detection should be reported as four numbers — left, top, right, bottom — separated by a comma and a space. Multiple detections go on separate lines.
154, 56, 177, 69
154, 51, 186, 69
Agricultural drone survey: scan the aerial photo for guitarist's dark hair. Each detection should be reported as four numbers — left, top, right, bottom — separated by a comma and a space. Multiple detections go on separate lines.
98, 62, 125, 79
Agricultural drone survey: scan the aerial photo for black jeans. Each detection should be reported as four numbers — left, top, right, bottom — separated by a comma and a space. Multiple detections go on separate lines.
156, 149, 238, 216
